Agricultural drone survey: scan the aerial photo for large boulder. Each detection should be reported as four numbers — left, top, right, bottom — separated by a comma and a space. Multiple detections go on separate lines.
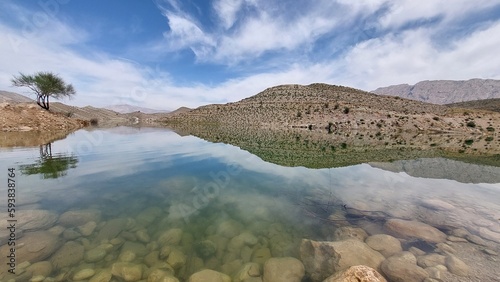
384, 219, 447, 243
323, 265, 387, 282
332, 226, 368, 242
300, 239, 385, 281
0, 231, 60, 264
16, 209, 58, 231
111, 262, 144, 282
263, 257, 305, 282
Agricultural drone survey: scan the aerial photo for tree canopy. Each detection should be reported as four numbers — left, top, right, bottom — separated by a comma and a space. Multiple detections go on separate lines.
11, 71, 76, 110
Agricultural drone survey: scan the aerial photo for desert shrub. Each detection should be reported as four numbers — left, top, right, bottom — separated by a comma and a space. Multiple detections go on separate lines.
485, 136, 494, 142
343, 107, 350, 114
486, 126, 495, 132
432, 116, 440, 121
464, 139, 474, 145
90, 118, 98, 126
466, 121, 476, 128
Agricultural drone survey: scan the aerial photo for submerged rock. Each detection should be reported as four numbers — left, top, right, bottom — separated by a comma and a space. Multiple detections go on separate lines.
384, 219, 447, 243
58, 209, 101, 227
323, 265, 387, 282
111, 262, 144, 282
263, 257, 305, 282
332, 226, 368, 242
0, 231, 60, 265
96, 218, 128, 241
16, 209, 58, 231
365, 234, 402, 258
158, 228, 183, 246
445, 255, 469, 276
73, 268, 95, 280
300, 239, 385, 281
380, 257, 429, 282
50, 241, 85, 269
189, 269, 231, 282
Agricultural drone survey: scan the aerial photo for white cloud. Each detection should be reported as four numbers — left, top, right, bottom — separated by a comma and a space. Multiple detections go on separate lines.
213, 0, 244, 29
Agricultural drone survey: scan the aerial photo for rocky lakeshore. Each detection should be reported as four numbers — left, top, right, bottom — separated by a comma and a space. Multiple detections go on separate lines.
0, 185, 499, 282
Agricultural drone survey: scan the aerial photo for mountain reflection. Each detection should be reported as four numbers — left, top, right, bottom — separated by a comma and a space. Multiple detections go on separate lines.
19, 143, 78, 179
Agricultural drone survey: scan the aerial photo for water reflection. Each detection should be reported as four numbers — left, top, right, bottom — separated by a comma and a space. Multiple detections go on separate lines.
19, 143, 78, 179
0, 127, 498, 281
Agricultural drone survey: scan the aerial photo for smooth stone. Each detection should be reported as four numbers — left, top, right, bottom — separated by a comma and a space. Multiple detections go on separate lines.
300, 239, 385, 281
63, 228, 81, 240
417, 254, 446, 268
445, 255, 469, 276
111, 262, 144, 282
136, 229, 151, 243
228, 232, 258, 251
324, 265, 387, 282
221, 259, 243, 277
119, 250, 137, 262
144, 251, 161, 267
136, 207, 162, 225
263, 257, 305, 282
50, 241, 84, 269
195, 240, 217, 258
384, 219, 447, 243
89, 269, 113, 282
58, 209, 101, 227
408, 247, 426, 257
78, 221, 97, 236
365, 234, 402, 258
85, 247, 108, 263
167, 249, 187, 269
158, 228, 183, 246
482, 248, 498, 256
465, 234, 488, 246
381, 257, 429, 282
73, 268, 96, 280
233, 263, 261, 282
14, 210, 58, 231
425, 266, 444, 280
0, 231, 59, 264
478, 227, 500, 243
390, 252, 417, 264
251, 248, 272, 265
96, 218, 128, 241
30, 275, 45, 282
333, 226, 368, 242
122, 241, 148, 256
217, 220, 243, 238
147, 269, 179, 282
27, 261, 52, 277
188, 269, 231, 282
435, 242, 456, 254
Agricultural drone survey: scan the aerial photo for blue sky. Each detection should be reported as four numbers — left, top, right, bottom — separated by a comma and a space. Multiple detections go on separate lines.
1, 0, 500, 110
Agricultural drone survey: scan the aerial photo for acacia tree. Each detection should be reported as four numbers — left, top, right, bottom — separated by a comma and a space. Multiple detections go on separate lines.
11, 71, 76, 110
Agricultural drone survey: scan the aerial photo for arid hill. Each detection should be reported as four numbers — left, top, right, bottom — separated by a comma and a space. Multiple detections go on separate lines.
163, 83, 498, 135
446, 98, 500, 113
0, 90, 34, 103
372, 78, 500, 104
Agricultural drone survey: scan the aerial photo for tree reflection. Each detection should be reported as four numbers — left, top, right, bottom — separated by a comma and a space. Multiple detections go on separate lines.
20, 143, 78, 179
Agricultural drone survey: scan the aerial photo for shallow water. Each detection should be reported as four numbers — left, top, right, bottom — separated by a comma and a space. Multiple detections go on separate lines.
0, 127, 499, 281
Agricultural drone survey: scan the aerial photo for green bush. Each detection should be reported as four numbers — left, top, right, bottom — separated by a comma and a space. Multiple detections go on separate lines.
466, 121, 476, 128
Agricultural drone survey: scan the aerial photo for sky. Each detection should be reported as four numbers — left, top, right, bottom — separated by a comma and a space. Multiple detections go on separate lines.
1, 0, 500, 111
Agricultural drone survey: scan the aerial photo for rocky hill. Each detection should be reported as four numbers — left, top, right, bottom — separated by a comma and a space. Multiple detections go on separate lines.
372, 78, 500, 104
446, 98, 500, 113
163, 83, 499, 136
0, 90, 34, 103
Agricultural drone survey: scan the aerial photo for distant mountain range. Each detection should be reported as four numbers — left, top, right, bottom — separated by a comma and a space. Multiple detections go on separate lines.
103, 104, 169, 114
372, 78, 500, 104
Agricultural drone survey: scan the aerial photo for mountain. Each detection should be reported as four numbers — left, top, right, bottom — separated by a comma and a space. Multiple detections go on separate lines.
104, 104, 168, 114
0, 90, 34, 103
372, 79, 500, 104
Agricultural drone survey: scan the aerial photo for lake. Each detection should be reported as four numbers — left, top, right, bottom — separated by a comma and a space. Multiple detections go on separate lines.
0, 127, 499, 282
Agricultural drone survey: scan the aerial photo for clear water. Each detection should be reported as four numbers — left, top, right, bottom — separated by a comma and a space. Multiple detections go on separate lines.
0, 127, 499, 281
